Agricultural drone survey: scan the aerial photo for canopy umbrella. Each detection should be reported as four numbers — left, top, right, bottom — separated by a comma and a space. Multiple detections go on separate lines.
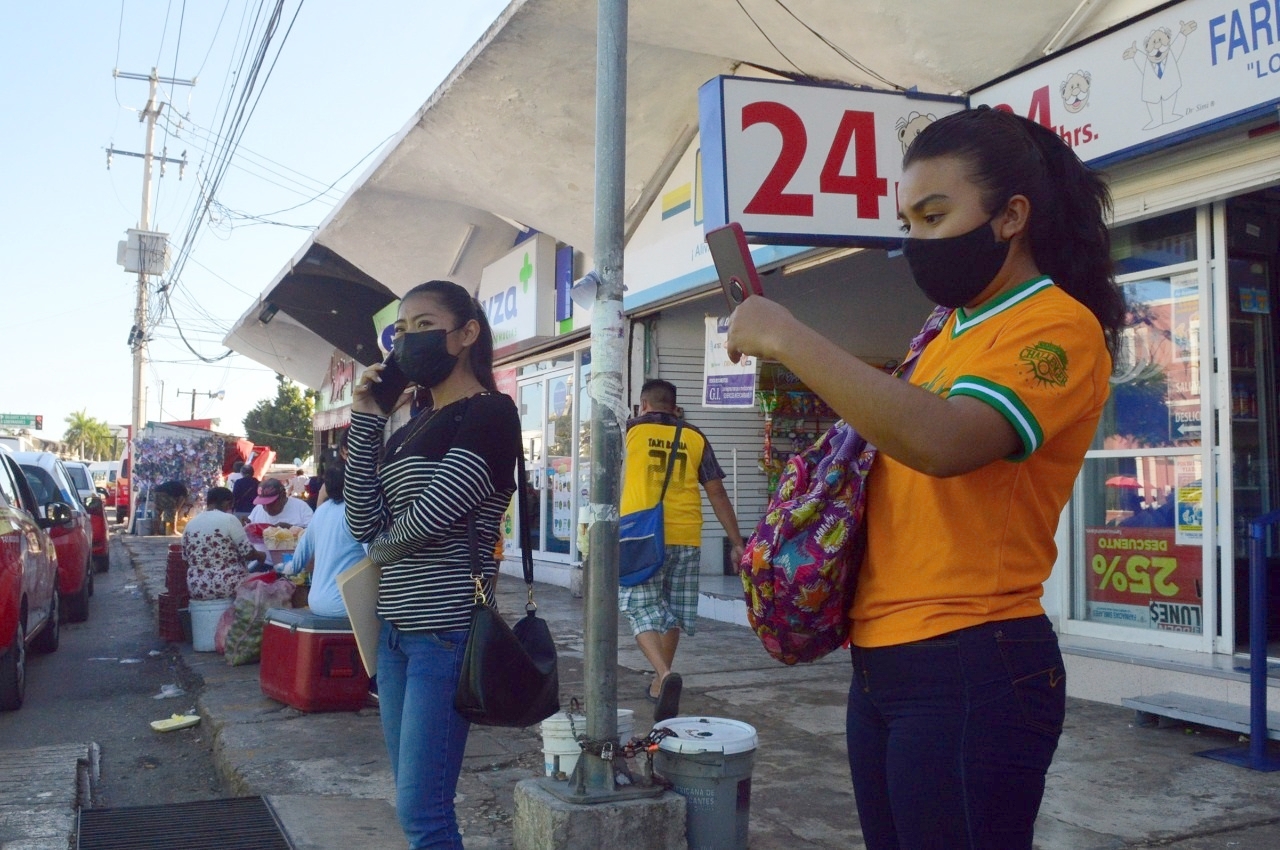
1105, 475, 1141, 488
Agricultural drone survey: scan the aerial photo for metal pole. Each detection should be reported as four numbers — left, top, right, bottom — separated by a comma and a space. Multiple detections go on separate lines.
582, 0, 628, 791
1249, 521, 1269, 766
128, 68, 159, 534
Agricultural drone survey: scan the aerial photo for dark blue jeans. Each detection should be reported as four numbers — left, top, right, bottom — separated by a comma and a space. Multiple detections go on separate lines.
846, 615, 1065, 850
378, 621, 471, 850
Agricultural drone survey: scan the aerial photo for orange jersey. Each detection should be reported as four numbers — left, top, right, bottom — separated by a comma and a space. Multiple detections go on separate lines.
853, 277, 1112, 647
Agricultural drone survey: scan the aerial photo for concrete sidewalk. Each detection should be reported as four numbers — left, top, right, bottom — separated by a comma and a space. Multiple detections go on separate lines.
120, 534, 1280, 849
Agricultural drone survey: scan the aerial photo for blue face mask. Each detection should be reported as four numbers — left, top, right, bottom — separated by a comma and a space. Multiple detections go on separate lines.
901, 216, 1010, 308
393, 328, 458, 389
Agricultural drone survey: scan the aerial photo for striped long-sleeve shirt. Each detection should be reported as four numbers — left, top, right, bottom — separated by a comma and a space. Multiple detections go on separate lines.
345, 392, 519, 632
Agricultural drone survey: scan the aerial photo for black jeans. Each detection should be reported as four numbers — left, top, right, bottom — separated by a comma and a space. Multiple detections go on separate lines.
846, 615, 1065, 849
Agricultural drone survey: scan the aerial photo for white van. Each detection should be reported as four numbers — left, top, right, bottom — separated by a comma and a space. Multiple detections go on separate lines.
86, 461, 122, 490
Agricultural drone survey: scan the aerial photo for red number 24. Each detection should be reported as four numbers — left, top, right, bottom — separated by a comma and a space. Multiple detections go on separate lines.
741, 102, 888, 220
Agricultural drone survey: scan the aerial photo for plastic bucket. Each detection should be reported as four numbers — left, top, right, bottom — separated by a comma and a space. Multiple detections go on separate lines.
189, 598, 232, 652
655, 716, 757, 850
540, 709, 634, 778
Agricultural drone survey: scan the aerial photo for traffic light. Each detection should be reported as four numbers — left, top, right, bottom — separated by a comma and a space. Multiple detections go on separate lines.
34, 415, 42, 430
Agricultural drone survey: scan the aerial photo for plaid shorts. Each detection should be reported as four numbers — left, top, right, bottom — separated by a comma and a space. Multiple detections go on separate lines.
618, 545, 701, 636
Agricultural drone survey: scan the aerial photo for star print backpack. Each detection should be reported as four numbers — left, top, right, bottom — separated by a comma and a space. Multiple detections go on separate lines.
739, 307, 950, 665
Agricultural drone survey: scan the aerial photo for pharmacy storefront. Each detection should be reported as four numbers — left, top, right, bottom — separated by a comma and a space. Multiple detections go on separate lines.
475, 233, 594, 564
973, 0, 1280, 663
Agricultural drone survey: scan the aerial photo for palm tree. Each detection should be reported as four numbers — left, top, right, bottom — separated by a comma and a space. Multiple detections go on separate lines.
63, 411, 115, 460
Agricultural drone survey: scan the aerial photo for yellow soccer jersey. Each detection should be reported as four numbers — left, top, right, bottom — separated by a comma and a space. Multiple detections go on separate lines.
853, 276, 1112, 647
621, 413, 724, 547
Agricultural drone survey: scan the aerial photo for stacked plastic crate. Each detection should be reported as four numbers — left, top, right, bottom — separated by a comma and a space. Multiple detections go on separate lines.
158, 543, 189, 642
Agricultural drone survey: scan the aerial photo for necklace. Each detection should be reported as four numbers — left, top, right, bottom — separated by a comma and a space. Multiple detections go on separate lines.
385, 393, 482, 462
386, 406, 446, 462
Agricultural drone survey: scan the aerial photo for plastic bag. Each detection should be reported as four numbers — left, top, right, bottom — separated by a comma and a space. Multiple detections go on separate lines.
213, 603, 237, 654
223, 574, 295, 666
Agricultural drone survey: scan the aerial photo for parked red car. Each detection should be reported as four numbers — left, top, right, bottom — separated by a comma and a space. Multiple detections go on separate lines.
14, 452, 93, 623
65, 461, 110, 573
0, 451, 60, 710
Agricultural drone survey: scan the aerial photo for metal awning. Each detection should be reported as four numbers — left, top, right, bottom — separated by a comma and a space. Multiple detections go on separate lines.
227, 0, 1166, 383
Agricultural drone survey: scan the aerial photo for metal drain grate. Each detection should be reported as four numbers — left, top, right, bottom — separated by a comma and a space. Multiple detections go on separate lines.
79, 796, 293, 850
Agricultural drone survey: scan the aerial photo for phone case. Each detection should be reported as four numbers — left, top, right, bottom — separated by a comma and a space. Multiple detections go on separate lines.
370, 354, 411, 414
707, 223, 765, 306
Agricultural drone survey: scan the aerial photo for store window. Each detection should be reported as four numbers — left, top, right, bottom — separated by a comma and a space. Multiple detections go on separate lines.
1071, 209, 1207, 639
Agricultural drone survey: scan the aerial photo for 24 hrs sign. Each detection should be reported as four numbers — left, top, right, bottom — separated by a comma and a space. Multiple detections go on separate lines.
698, 76, 965, 246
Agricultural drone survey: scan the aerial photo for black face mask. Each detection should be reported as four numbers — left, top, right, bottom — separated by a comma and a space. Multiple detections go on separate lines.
394, 328, 459, 389
901, 216, 1010, 308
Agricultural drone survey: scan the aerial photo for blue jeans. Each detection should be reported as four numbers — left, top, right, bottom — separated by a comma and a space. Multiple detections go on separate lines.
846, 615, 1065, 850
377, 621, 471, 850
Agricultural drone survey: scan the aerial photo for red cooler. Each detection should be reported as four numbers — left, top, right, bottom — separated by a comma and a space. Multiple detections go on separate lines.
260, 608, 370, 712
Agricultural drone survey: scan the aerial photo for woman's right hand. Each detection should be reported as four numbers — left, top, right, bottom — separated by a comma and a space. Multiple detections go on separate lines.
352, 362, 389, 415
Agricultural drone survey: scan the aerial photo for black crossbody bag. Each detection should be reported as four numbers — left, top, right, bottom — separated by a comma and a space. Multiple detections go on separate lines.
454, 449, 560, 727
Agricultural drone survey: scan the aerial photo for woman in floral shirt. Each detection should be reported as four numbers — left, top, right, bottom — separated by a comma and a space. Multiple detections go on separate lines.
183, 487, 266, 599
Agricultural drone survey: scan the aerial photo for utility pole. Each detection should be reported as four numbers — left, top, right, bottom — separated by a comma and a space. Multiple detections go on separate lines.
111, 68, 192, 531
177, 388, 226, 420
582, 0, 630, 793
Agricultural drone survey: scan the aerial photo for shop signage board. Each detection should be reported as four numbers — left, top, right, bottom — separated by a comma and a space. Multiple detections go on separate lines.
372, 300, 400, 358
477, 233, 556, 353
624, 136, 810, 311
972, 0, 1280, 167
698, 75, 965, 245
1084, 526, 1203, 634
703, 317, 757, 408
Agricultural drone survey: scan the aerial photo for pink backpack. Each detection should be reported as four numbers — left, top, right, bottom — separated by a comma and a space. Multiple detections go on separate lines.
740, 307, 950, 665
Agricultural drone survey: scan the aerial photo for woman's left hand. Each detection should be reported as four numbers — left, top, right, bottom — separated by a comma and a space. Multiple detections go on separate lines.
726, 297, 795, 363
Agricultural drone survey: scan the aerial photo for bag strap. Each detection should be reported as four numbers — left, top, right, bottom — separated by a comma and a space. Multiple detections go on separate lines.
894, 305, 951, 380
655, 422, 684, 507
465, 420, 537, 604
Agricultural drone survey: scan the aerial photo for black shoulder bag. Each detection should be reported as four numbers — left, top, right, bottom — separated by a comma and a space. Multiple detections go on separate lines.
454, 448, 560, 727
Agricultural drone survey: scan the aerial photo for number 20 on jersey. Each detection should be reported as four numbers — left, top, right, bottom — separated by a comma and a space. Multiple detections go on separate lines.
698, 76, 966, 247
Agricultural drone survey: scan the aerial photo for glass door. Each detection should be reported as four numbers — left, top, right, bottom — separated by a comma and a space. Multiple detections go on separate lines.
1066, 207, 1214, 650
516, 356, 583, 563
518, 381, 545, 553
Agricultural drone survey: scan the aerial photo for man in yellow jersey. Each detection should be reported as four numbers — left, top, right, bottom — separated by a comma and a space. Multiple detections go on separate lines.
619, 380, 745, 721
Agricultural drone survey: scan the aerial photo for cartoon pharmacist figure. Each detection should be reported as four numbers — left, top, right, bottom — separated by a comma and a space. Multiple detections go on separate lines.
1123, 20, 1198, 130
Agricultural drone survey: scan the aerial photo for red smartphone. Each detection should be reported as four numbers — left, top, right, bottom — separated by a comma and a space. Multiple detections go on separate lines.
369, 352, 411, 414
707, 222, 765, 307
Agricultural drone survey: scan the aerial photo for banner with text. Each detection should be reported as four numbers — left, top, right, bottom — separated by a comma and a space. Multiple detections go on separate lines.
699, 76, 965, 245
1085, 526, 1204, 634
704, 317, 757, 408
973, 0, 1280, 166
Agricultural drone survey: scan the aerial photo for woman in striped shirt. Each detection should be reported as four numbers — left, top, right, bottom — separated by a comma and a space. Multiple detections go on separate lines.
347, 280, 519, 850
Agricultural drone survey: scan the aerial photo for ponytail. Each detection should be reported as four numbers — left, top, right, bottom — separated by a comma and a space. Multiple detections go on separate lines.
904, 106, 1125, 356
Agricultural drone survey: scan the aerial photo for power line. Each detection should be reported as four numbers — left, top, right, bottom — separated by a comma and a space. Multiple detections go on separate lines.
768, 0, 903, 90
733, 0, 807, 77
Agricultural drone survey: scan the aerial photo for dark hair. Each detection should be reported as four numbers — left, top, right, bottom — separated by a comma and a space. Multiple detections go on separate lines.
323, 461, 346, 504
402, 279, 498, 392
903, 106, 1124, 355
641, 379, 677, 410
231, 461, 244, 474
206, 486, 233, 508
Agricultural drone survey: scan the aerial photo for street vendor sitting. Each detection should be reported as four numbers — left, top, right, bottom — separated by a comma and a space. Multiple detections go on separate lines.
184, 487, 266, 599
247, 477, 314, 528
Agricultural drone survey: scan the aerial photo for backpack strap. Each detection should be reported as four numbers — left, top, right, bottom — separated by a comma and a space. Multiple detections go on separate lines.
893, 306, 952, 380
655, 422, 684, 507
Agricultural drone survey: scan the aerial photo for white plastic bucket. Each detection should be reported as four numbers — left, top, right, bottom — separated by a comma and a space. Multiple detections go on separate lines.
189, 598, 232, 652
540, 709, 634, 778
655, 716, 758, 850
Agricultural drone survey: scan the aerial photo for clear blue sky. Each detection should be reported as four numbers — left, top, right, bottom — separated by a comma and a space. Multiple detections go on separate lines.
0, 0, 508, 450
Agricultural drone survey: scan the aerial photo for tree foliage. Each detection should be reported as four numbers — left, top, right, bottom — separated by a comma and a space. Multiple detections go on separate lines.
63, 410, 115, 460
243, 375, 318, 464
